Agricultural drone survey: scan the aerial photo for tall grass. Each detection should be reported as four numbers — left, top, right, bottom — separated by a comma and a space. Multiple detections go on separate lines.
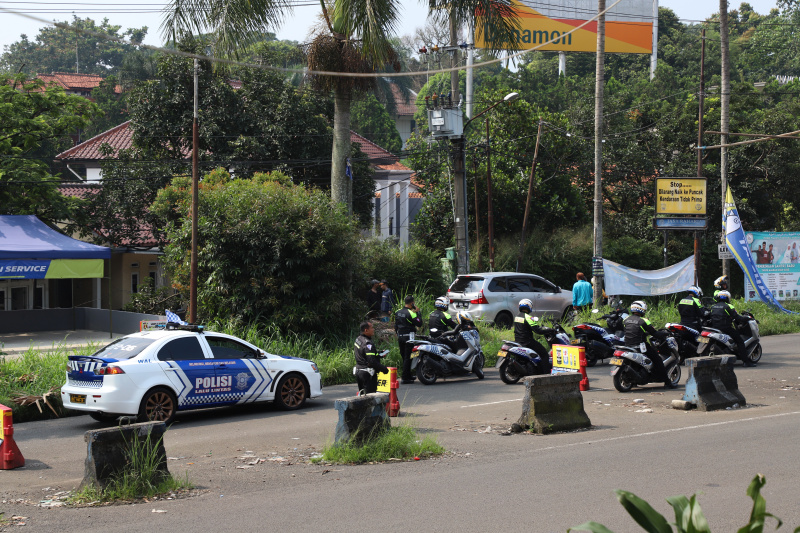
313, 423, 445, 464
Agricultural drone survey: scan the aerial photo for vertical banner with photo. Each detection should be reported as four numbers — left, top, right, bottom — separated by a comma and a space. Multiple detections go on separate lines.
743, 230, 800, 303
724, 190, 795, 313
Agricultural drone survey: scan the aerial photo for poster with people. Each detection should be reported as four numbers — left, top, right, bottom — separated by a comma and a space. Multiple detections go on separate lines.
744, 231, 800, 302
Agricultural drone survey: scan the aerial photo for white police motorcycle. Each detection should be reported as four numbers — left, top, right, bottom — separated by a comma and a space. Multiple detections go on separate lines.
609, 333, 681, 392
409, 313, 485, 385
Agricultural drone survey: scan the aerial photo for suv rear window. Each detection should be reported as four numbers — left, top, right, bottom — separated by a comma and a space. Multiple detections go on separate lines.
449, 276, 485, 293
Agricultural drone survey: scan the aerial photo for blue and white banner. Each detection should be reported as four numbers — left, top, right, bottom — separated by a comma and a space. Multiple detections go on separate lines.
724, 189, 795, 313
603, 256, 695, 296
743, 231, 800, 303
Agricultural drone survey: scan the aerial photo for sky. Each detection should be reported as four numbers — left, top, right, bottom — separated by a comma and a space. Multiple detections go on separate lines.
0, 0, 781, 55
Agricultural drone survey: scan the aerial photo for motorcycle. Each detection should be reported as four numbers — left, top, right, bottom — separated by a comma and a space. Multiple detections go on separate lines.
495, 324, 572, 384
571, 306, 628, 366
409, 327, 485, 385
609, 333, 682, 392
667, 307, 712, 364
696, 311, 762, 364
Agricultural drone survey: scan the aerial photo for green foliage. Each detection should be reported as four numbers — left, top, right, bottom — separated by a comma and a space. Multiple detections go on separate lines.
350, 94, 403, 153
152, 171, 364, 333
123, 279, 186, 315
569, 475, 798, 533
70, 432, 192, 503
313, 424, 445, 464
84, 75, 128, 138
0, 75, 99, 225
360, 239, 448, 298
1, 16, 148, 76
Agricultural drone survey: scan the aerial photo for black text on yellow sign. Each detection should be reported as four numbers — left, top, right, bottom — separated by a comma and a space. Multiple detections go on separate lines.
655, 178, 706, 215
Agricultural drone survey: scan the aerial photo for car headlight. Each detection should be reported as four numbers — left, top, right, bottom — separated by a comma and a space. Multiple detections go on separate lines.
310, 363, 319, 373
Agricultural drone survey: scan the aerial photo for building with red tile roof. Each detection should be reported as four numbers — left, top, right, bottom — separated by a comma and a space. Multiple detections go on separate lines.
35, 72, 122, 98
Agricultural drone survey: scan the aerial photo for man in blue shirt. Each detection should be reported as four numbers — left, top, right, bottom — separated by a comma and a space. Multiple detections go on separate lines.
380, 280, 395, 316
572, 272, 593, 312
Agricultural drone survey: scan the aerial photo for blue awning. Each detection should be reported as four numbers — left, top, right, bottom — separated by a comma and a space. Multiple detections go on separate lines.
0, 215, 111, 259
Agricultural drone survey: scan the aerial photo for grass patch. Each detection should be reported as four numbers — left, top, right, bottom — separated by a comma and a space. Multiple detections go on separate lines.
312, 424, 445, 464
69, 431, 192, 504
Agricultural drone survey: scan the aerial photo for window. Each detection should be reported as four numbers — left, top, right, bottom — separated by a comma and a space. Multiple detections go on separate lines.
507, 277, 533, 292
157, 337, 207, 361
0, 288, 5, 311
131, 272, 139, 294
206, 336, 257, 359
10, 286, 28, 310
487, 277, 508, 292
529, 277, 557, 293
92, 337, 156, 360
449, 276, 485, 293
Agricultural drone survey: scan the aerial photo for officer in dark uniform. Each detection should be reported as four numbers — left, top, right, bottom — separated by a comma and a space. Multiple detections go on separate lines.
624, 300, 670, 385
395, 294, 422, 384
354, 321, 389, 394
678, 285, 706, 330
428, 296, 456, 338
514, 299, 550, 369
710, 290, 753, 366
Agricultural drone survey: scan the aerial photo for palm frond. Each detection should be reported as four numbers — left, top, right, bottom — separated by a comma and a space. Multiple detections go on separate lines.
332, 0, 401, 64
428, 0, 522, 54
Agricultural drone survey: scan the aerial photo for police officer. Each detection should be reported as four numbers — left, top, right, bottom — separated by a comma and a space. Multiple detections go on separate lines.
395, 294, 422, 384
429, 297, 456, 338
710, 290, 753, 366
354, 321, 389, 394
678, 285, 706, 330
713, 275, 729, 299
514, 299, 550, 363
624, 300, 671, 386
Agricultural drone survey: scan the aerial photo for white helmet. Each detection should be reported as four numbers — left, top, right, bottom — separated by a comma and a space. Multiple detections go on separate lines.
630, 300, 647, 315
518, 299, 533, 313
456, 311, 473, 325
714, 276, 729, 289
435, 296, 449, 310
716, 290, 731, 301
688, 286, 702, 298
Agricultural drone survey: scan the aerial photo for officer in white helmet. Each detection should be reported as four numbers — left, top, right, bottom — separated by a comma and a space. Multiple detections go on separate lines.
514, 299, 550, 365
624, 300, 670, 385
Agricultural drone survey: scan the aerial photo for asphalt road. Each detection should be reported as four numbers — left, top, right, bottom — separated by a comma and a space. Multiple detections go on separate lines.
2, 334, 800, 532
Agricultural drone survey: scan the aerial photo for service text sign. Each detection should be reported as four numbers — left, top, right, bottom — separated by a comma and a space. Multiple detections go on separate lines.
656, 178, 706, 215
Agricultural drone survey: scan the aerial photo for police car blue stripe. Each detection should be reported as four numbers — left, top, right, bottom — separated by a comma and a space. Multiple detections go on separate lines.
251, 360, 273, 400
237, 359, 263, 404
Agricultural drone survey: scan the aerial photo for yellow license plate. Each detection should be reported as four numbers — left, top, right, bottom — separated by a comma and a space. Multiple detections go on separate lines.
497, 350, 507, 358
609, 358, 623, 366
570, 339, 581, 345
698, 336, 709, 344
411, 352, 419, 358
70, 394, 86, 404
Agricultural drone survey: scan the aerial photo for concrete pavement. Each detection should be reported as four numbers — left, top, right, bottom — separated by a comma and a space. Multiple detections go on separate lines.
0, 330, 120, 356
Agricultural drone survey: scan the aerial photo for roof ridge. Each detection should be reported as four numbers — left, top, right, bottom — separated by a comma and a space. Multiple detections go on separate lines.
55, 121, 131, 159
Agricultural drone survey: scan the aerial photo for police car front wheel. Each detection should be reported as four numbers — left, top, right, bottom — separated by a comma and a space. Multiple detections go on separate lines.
274, 374, 307, 410
138, 387, 178, 424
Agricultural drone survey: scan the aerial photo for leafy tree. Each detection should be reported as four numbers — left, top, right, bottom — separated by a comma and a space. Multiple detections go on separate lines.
1, 17, 148, 76
350, 94, 403, 154
84, 75, 128, 138
0, 75, 99, 225
150, 170, 364, 332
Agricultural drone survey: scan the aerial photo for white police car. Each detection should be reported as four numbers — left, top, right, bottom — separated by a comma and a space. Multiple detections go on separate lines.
60, 324, 322, 424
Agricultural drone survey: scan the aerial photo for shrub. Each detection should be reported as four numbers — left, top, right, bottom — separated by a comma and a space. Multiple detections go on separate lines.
360, 239, 448, 298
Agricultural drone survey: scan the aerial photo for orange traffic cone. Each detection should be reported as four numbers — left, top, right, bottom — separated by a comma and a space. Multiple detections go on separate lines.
578, 348, 590, 391
0, 405, 24, 470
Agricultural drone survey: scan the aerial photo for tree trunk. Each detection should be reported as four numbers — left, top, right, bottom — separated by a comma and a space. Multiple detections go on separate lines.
332, 85, 352, 212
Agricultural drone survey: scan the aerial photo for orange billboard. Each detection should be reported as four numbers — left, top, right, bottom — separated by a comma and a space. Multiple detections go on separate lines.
476, 0, 655, 54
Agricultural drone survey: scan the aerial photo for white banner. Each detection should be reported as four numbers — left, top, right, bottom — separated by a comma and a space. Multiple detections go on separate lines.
603, 256, 695, 296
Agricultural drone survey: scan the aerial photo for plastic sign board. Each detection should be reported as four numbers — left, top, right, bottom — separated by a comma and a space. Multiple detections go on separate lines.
376, 367, 396, 393
551, 344, 582, 374
653, 217, 708, 230
140, 320, 168, 331
0, 259, 104, 279
744, 231, 800, 303
718, 244, 734, 259
656, 178, 706, 215
475, 0, 654, 54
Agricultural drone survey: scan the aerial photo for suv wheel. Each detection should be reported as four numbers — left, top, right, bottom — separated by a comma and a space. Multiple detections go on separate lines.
494, 311, 513, 329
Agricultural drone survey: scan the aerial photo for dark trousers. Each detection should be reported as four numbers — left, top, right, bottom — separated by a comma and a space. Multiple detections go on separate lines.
522, 339, 551, 372
646, 344, 667, 381
721, 326, 748, 361
397, 334, 415, 382
356, 370, 378, 394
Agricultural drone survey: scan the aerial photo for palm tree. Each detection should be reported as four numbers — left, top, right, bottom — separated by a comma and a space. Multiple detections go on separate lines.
161, 0, 522, 211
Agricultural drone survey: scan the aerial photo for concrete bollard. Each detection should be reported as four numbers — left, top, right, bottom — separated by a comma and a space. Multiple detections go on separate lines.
518, 373, 591, 434
681, 355, 746, 411
334, 393, 390, 445
82, 422, 169, 490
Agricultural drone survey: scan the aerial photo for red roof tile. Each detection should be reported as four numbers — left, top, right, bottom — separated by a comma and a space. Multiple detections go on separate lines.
36, 72, 121, 93
350, 131, 411, 171
388, 84, 418, 116
56, 121, 133, 161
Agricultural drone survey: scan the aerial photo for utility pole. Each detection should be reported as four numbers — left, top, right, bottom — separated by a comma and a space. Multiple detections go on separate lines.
696, 28, 706, 286
189, 59, 199, 324
593, 0, 606, 305
473, 156, 483, 272
486, 117, 496, 271
517, 119, 543, 272
720, 0, 730, 278
449, 6, 468, 274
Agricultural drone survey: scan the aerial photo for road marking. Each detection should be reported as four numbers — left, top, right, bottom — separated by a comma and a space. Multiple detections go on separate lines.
536, 410, 800, 452
461, 399, 521, 408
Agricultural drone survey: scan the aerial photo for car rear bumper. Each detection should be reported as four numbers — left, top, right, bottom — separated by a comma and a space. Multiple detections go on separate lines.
61, 375, 141, 415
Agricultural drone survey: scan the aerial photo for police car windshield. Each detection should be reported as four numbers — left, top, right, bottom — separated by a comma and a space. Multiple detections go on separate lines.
91, 337, 156, 360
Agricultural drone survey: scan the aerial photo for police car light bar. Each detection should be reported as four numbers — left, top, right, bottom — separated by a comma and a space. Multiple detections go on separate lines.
165, 323, 205, 333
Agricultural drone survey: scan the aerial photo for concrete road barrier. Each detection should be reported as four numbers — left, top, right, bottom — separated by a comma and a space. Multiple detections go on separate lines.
82, 422, 169, 490
681, 355, 746, 411
334, 393, 390, 444
517, 373, 591, 434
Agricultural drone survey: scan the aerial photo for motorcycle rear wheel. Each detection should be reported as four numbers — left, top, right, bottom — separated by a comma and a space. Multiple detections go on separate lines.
665, 364, 681, 388
585, 350, 598, 367
498, 360, 521, 384
472, 353, 485, 379
613, 370, 634, 392
416, 360, 438, 385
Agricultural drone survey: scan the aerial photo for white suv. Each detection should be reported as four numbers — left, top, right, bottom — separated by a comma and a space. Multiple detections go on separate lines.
446, 272, 574, 328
